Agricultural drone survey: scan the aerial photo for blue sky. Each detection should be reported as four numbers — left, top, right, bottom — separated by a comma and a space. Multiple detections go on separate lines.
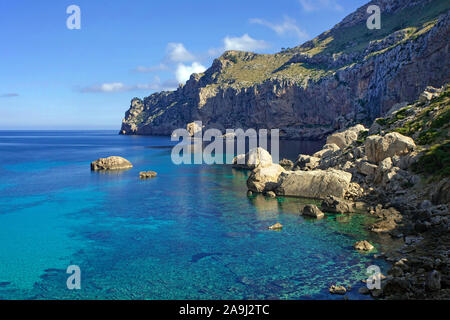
0, 0, 367, 129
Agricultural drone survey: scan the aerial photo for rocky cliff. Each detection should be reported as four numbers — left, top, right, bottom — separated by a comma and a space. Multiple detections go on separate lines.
121, 0, 450, 140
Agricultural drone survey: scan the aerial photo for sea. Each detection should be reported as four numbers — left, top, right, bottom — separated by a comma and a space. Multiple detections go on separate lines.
0, 130, 389, 299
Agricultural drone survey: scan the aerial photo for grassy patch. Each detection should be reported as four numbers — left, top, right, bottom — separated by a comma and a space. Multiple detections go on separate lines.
413, 140, 450, 177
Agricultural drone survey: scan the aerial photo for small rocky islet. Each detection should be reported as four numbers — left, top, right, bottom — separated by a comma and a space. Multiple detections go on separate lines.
91, 156, 158, 180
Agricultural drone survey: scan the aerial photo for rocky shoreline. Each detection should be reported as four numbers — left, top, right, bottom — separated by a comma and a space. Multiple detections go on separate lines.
241, 86, 449, 299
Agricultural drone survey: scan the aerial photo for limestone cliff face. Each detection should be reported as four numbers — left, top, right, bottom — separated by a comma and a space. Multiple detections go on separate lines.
121, 0, 450, 140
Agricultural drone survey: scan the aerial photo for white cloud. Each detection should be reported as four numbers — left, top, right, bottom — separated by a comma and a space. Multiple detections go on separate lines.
166, 42, 195, 63
223, 34, 269, 52
175, 62, 207, 84
299, 0, 343, 12
249, 16, 308, 40
80, 77, 178, 93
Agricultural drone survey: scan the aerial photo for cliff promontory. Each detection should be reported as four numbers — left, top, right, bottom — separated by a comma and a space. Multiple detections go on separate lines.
121, 0, 450, 140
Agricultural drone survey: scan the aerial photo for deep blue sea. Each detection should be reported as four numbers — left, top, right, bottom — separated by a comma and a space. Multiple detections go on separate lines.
0, 131, 389, 300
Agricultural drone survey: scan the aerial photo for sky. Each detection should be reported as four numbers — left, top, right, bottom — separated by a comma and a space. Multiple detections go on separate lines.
0, 0, 368, 130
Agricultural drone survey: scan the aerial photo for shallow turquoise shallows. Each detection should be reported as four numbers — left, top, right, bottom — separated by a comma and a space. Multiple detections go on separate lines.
0, 131, 388, 300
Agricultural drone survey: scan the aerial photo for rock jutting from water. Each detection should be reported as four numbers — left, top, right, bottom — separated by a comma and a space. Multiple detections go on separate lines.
140, 171, 158, 179
301, 204, 325, 219
91, 156, 133, 171
354, 240, 375, 252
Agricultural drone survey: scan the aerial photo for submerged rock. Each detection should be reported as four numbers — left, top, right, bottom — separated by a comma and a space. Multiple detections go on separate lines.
140, 171, 158, 179
301, 204, 325, 219
91, 156, 133, 171
268, 223, 283, 230
275, 169, 352, 199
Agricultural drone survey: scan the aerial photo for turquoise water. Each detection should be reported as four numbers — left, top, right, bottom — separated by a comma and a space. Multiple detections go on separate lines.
0, 131, 388, 300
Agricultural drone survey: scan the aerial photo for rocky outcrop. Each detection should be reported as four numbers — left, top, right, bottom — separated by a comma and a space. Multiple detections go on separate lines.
365, 132, 416, 164
326, 124, 367, 149
321, 196, 354, 214
247, 164, 286, 193
354, 240, 375, 251
186, 121, 202, 136
279, 158, 294, 170
301, 204, 325, 219
293, 154, 320, 171
91, 156, 133, 171
275, 169, 352, 199
140, 171, 157, 179
329, 285, 347, 295
120, 1, 450, 140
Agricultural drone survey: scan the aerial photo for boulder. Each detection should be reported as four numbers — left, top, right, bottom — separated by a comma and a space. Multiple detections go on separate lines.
329, 285, 347, 295
357, 160, 378, 177
326, 124, 367, 149
279, 158, 294, 170
365, 132, 416, 164
301, 204, 325, 219
233, 147, 272, 170
247, 164, 286, 193
294, 154, 320, 171
313, 144, 340, 159
354, 240, 375, 251
321, 196, 354, 214
140, 171, 157, 179
275, 169, 352, 199
91, 156, 133, 171
265, 191, 277, 198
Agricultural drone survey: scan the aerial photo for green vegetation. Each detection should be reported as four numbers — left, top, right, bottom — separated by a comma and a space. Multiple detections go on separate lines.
393, 87, 450, 145
413, 140, 450, 177
297, 0, 449, 60
200, 0, 449, 89
356, 130, 369, 144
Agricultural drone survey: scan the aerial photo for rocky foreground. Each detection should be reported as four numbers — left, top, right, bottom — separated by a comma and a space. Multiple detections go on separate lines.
242, 86, 450, 299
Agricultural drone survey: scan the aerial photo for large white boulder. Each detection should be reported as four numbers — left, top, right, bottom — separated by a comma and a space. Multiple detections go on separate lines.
365, 132, 416, 164
275, 169, 352, 199
247, 164, 286, 193
233, 147, 272, 170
